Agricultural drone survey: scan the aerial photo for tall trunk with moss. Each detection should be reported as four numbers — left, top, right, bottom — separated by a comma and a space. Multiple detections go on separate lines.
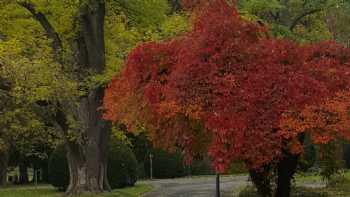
19, 0, 111, 194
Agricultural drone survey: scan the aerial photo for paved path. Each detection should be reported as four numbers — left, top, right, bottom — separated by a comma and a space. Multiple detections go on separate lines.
142, 175, 248, 197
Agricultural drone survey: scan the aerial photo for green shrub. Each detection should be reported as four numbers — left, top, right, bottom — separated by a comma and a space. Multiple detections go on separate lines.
326, 174, 349, 187
238, 186, 328, 197
190, 158, 215, 175
48, 145, 69, 191
238, 186, 259, 197
48, 140, 138, 190
227, 161, 248, 174
319, 142, 345, 181
107, 139, 138, 188
343, 143, 350, 168
144, 149, 185, 178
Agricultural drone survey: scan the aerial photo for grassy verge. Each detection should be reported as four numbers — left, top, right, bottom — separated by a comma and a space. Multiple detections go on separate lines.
237, 171, 350, 197
321, 174, 350, 197
0, 183, 152, 197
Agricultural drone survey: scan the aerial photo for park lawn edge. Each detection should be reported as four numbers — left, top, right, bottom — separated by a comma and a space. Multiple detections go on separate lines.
0, 183, 153, 197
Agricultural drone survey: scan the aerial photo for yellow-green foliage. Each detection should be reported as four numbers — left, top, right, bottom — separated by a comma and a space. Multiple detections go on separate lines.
0, 0, 189, 157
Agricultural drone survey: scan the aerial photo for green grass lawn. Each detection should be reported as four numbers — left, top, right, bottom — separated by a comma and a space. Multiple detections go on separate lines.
237, 171, 350, 196
295, 171, 350, 196
0, 184, 152, 197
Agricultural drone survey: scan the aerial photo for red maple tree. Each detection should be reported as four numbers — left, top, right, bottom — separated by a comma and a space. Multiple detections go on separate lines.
103, 3, 350, 195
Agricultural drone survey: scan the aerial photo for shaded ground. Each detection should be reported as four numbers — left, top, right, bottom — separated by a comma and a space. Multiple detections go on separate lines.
142, 175, 248, 197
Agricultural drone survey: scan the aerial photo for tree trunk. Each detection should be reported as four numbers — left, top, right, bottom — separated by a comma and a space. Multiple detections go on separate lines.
58, 0, 109, 194
65, 87, 111, 195
20, 0, 109, 194
275, 134, 304, 197
0, 149, 8, 186
275, 153, 299, 197
19, 162, 29, 184
249, 166, 272, 197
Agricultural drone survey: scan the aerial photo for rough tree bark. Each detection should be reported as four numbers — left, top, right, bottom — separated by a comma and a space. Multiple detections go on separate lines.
19, 0, 111, 195
64, 88, 111, 195
63, 1, 111, 194
0, 149, 8, 186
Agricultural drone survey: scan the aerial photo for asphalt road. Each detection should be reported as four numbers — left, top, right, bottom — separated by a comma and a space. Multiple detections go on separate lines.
142, 175, 248, 197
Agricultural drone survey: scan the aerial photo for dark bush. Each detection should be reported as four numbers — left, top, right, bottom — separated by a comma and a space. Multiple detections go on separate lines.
48, 144, 69, 191
48, 140, 138, 190
107, 139, 138, 188
137, 162, 146, 179
343, 143, 350, 168
299, 136, 317, 172
144, 149, 185, 178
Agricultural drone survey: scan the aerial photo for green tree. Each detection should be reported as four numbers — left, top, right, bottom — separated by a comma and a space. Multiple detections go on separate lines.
237, 0, 342, 42
325, 0, 350, 45
0, 0, 187, 194
0, 75, 11, 186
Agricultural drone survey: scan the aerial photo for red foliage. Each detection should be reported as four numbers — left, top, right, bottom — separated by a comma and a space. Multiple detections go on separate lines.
103, 0, 350, 172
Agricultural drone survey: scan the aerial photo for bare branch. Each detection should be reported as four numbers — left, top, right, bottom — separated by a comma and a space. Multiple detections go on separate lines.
289, 8, 323, 31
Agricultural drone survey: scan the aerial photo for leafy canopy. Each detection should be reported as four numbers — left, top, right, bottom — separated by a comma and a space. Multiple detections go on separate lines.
103, 0, 350, 172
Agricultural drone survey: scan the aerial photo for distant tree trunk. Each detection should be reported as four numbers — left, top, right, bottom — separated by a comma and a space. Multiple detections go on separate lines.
0, 149, 8, 186
249, 166, 272, 197
41, 162, 49, 183
19, 162, 29, 184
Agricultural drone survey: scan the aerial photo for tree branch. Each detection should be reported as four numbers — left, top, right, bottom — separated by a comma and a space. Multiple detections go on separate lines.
0, 33, 5, 41
17, 1, 63, 62
289, 8, 323, 31
269, 11, 279, 21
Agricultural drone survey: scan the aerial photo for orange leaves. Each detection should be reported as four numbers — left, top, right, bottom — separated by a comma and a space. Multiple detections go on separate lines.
184, 103, 203, 120
157, 101, 181, 118
280, 91, 350, 151
288, 139, 304, 155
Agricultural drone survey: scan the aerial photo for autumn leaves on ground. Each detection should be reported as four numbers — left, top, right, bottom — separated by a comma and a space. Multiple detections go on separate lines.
2, 0, 350, 197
